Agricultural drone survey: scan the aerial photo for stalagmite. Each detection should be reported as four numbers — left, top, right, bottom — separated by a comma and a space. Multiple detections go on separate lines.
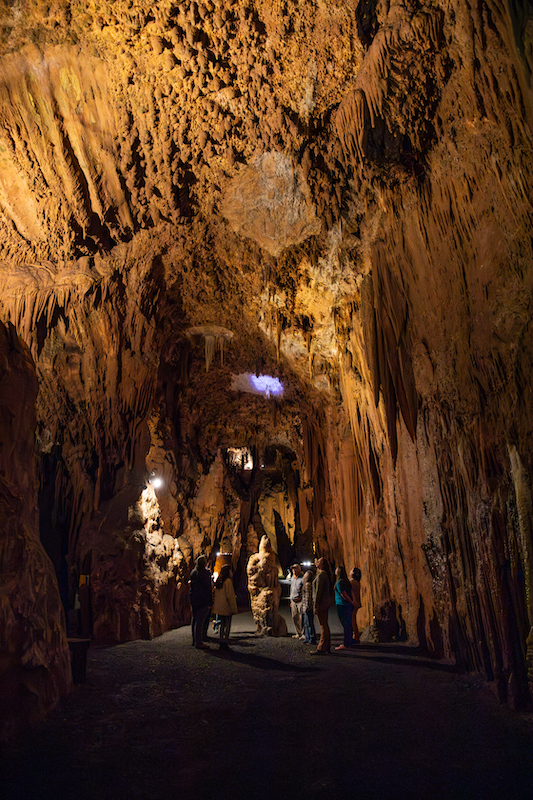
246, 535, 287, 637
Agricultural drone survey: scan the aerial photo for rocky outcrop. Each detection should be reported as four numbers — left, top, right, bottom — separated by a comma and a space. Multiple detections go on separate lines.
0, 321, 71, 741
247, 534, 287, 636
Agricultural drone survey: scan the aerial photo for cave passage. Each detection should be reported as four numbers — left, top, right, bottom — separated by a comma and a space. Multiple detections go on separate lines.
0, 0, 532, 764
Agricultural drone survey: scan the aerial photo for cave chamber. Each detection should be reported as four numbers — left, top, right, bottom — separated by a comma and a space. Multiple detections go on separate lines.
0, 0, 531, 740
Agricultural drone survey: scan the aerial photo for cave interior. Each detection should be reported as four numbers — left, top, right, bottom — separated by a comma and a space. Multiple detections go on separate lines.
0, 0, 532, 740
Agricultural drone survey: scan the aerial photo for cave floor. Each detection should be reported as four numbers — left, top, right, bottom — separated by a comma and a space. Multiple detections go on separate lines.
2, 607, 532, 800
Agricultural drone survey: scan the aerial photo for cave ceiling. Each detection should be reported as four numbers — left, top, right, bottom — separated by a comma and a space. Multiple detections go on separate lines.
0, 0, 380, 450
0, 0, 529, 424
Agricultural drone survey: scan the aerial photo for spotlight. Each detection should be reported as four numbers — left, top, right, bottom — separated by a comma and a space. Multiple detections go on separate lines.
151, 477, 163, 489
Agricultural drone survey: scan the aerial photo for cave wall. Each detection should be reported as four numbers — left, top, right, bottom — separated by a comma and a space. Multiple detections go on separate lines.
0, 0, 530, 724
0, 320, 71, 741
328, 0, 533, 706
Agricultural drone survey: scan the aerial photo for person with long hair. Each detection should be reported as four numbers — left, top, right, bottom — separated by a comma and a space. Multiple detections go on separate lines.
311, 557, 334, 654
334, 565, 356, 650
349, 567, 362, 642
212, 564, 238, 650
301, 567, 317, 644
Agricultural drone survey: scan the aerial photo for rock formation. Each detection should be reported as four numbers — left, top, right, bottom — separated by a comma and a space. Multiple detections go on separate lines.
246, 534, 287, 636
0, 321, 71, 741
0, 0, 531, 732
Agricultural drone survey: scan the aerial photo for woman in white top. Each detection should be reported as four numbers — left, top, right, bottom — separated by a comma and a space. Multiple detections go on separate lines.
212, 564, 238, 650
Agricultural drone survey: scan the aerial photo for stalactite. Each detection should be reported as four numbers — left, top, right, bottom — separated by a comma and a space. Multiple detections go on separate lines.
276, 307, 281, 363
205, 333, 216, 371
186, 325, 234, 372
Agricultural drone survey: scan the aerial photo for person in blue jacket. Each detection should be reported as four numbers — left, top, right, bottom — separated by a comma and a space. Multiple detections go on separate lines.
334, 565, 356, 650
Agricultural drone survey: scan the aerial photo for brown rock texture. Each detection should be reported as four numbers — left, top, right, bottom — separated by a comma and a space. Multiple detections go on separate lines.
247, 534, 287, 636
0, 0, 531, 731
0, 321, 71, 741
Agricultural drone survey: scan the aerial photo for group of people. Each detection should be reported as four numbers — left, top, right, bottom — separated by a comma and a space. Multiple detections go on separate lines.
189, 553, 362, 655
188, 555, 237, 650
289, 559, 362, 654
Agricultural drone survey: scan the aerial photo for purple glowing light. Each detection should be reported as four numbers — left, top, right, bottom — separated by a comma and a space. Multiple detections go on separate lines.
231, 372, 284, 398
249, 374, 284, 398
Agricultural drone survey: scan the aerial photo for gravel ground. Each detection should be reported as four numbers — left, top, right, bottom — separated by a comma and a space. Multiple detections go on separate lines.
2, 606, 532, 800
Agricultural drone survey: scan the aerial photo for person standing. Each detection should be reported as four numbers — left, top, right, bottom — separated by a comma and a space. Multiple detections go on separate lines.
289, 563, 305, 640
189, 555, 213, 650
349, 567, 362, 642
311, 557, 333, 654
334, 566, 355, 650
212, 564, 238, 650
301, 567, 317, 644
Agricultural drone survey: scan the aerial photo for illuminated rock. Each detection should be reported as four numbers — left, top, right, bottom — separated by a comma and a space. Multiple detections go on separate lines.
0, 0, 530, 724
0, 321, 71, 741
246, 535, 287, 637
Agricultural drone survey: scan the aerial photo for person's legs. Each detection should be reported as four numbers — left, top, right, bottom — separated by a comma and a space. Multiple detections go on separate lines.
219, 615, 231, 649
343, 605, 354, 647
220, 615, 231, 638
316, 608, 330, 652
352, 607, 360, 641
304, 609, 316, 643
291, 601, 303, 637
335, 605, 354, 649
335, 605, 347, 650
295, 601, 304, 636
203, 609, 211, 640
194, 606, 210, 648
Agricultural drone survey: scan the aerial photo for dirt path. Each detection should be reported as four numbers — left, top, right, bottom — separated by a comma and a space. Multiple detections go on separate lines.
2, 608, 532, 800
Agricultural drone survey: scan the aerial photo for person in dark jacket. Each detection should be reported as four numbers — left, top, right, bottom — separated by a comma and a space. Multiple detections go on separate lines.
189, 555, 213, 650
311, 557, 334, 654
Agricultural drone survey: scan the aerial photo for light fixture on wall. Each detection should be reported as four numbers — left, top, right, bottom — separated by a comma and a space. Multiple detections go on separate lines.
148, 471, 164, 490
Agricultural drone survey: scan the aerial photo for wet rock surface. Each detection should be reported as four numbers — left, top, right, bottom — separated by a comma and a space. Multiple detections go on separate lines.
2, 609, 532, 800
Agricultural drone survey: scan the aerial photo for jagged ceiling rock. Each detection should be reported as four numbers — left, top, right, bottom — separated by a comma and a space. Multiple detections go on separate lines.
221, 151, 321, 256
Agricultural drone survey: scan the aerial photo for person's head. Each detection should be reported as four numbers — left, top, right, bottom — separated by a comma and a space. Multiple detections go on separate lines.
350, 567, 362, 582
336, 565, 349, 584
215, 563, 231, 589
316, 557, 332, 579
196, 555, 207, 570
303, 568, 315, 584
291, 563, 302, 577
